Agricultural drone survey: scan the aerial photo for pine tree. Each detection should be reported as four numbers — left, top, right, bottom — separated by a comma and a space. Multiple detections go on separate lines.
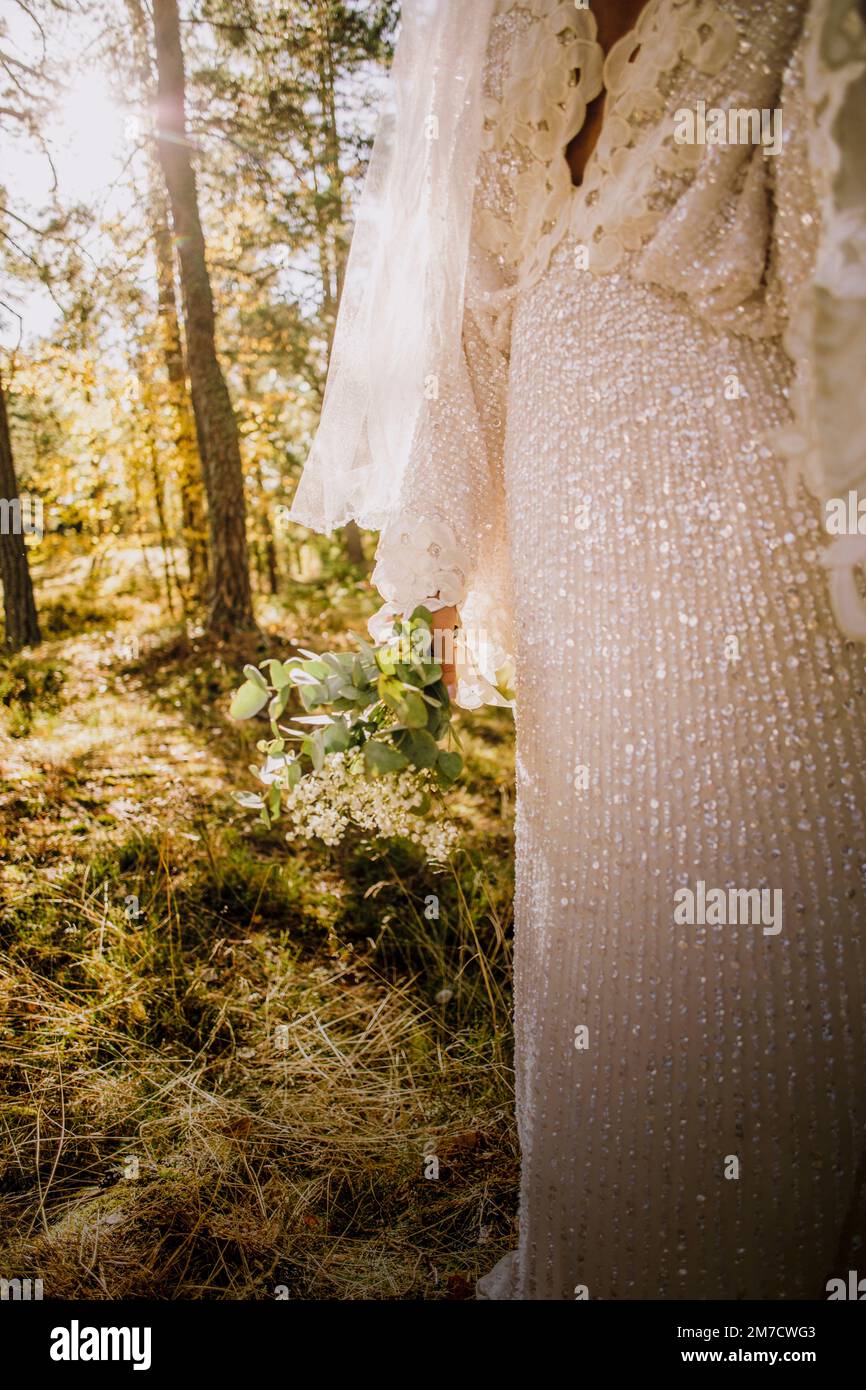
125, 0, 210, 605
0, 370, 41, 651
152, 0, 256, 637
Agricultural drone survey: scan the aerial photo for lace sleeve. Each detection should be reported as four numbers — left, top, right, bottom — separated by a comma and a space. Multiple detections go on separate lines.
771, 0, 866, 638
369, 243, 515, 705
368, 5, 529, 708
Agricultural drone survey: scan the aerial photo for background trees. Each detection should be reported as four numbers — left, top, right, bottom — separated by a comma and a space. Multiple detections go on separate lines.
0, 0, 398, 647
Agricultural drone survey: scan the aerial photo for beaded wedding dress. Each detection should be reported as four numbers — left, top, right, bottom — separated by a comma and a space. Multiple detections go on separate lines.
291, 0, 866, 1299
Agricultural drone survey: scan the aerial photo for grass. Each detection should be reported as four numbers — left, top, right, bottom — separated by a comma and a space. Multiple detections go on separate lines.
0, 562, 517, 1299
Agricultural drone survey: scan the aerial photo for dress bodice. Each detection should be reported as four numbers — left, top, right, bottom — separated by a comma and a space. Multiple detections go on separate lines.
472, 0, 811, 338
365, 0, 866, 704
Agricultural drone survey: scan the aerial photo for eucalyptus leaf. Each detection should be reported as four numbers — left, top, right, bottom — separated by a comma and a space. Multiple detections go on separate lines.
269, 689, 290, 721
230, 680, 270, 720
376, 647, 397, 676
426, 704, 449, 741
301, 658, 330, 680
324, 719, 350, 753
309, 731, 325, 771
234, 790, 264, 809
377, 674, 404, 711
265, 659, 292, 690
364, 740, 409, 775
322, 651, 353, 676
398, 729, 439, 770
299, 682, 328, 711
437, 749, 463, 781
243, 664, 269, 691
351, 656, 370, 689
401, 690, 428, 729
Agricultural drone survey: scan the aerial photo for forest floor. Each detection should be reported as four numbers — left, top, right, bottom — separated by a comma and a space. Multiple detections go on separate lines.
0, 549, 518, 1299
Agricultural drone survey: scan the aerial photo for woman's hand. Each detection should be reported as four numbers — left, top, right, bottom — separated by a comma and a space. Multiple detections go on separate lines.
431, 604, 460, 701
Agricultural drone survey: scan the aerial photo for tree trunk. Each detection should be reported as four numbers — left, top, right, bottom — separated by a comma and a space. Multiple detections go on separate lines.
152, 181, 210, 603
251, 458, 280, 596
152, 0, 255, 638
0, 371, 41, 652
139, 373, 180, 617
125, 0, 210, 606
343, 519, 364, 568
316, 1, 348, 305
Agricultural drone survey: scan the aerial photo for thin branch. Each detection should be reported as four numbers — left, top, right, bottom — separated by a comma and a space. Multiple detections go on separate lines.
0, 300, 24, 353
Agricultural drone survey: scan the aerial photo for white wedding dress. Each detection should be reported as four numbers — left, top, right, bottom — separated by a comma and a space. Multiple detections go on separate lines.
295, 0, 866, 1299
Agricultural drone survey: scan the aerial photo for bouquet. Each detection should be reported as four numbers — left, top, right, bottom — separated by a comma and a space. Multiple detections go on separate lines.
229, 607, 462, 861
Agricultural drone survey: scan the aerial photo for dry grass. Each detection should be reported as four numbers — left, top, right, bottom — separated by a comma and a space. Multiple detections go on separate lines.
0, 572, 518, 1299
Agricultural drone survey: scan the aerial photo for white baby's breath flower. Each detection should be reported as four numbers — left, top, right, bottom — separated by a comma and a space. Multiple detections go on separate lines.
280, 754, 458, 862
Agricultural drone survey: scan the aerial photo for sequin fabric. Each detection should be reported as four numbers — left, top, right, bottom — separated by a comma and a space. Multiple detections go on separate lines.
374, 0, 866, 1298
503, 248, 866, 1299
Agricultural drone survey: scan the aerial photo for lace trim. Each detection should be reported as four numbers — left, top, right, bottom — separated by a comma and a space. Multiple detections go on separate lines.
370, 513, 515, 709
371, 513, 469, 613
479, 0, 739, 286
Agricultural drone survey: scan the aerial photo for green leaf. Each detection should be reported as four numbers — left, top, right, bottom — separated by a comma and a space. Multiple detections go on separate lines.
355, 651, 379, 685
243, 664, 269, 691
267, 783, 282, 817
399, 729, 439, 769
286, 760, 302, 789
299, 682, 328, 711
377, 674, 404, 711
322, 652, 353, 676
308, 732, 325, 771
233, 790, 264, 810
269, 688, 290, 722
437, 749, 463, 782
376, 646, 397, 676
401, 690, 428, 729
410, 605, 433, 626
425, 701, 449, 741
230, 680, 270, 720
364, 740, 409, 775
323, 719, 350, 753
265, 659, 292, 690
339, 684, 369, 704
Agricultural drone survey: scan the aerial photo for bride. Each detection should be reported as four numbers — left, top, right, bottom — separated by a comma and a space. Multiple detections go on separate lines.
290, 0, 866, 1299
